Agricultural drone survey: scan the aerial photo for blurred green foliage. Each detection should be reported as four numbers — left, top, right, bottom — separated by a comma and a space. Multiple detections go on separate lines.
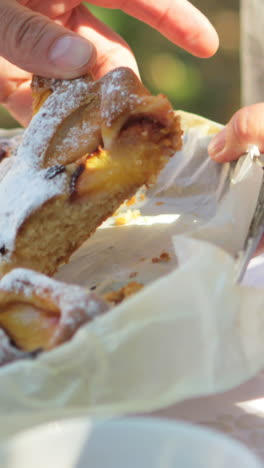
86, 0, 240, 124
0, 0, 240, 128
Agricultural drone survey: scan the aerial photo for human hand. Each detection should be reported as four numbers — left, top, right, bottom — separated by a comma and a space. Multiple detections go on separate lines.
208, 104, 264, 163
0, 0, 219, 126
208, 103, 264, 255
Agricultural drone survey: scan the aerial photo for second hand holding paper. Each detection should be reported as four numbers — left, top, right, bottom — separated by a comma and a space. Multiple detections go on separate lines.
233, 145, 264, 283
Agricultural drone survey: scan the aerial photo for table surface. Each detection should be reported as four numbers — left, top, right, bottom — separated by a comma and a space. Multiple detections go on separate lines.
147, 254, 264, 464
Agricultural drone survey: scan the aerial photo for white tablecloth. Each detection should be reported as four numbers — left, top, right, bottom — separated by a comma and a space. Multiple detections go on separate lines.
146, 255, 264, 462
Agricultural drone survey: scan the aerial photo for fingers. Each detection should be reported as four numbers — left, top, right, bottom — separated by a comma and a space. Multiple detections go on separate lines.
208, 104, 264, 163
90, 0, 219, 58
0, 58, 31, 103
2, 81, 32, 127
0, 57, 32, 126
0, 0, 96, 78
0, 2, 140, 126
70, 4, 139, 78
0, 0, 218, 125
19, 1, 81, 18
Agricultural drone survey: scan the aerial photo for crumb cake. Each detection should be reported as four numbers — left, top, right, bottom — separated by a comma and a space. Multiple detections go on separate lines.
0, 67, 182, 278
0, 268, 108, 365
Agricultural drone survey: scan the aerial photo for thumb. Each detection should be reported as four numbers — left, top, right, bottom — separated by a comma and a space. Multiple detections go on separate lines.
208, 104, 264, 163
0, 0, 96, 78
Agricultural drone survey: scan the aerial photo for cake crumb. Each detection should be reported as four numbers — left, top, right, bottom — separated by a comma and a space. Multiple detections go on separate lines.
104, 281, 144, 305
152, 257, 159, 264
129, 271, 138, 278
126, 195, 137, 206
114, 209, 140, 226
160, 251, 171, 261
152, 251, 171, 263
155, 201, 164, 206
115, 216, 128, 226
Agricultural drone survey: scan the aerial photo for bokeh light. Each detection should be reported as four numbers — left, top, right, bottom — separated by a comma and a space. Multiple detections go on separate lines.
147, 53, 203, 104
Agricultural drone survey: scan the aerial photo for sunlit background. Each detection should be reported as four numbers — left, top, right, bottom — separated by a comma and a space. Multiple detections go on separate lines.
0, 0, 240, 128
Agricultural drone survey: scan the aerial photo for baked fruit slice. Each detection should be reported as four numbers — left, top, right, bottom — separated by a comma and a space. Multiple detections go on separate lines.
0, 67, 182, 277
0, 268, 108, 365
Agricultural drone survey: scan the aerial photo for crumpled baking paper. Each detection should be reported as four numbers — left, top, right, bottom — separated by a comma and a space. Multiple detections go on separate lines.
0, 111, 264, 439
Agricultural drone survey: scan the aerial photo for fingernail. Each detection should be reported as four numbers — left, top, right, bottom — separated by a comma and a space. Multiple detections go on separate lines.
208, 128, 226, 160
49, 35, 94, 71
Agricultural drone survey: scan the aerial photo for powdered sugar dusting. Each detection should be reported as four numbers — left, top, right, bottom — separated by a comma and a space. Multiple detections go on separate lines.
0, 156, 14, 183
21, 78, 95, 168
0, 159, 66, 257
100, 69, 141, 126
0, 268, 108, 329
0, 77, 97, 258
54, 121, 99, 164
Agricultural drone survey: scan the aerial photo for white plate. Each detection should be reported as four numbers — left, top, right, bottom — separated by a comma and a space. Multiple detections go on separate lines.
0, 417, 262, 468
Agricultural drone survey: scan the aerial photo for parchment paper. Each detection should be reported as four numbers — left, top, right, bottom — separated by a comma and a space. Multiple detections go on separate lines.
1, 111, 264, 439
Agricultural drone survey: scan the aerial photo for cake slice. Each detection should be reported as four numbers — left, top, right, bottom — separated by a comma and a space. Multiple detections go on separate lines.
0, 268, 108, 364
0, 67, 182, 277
